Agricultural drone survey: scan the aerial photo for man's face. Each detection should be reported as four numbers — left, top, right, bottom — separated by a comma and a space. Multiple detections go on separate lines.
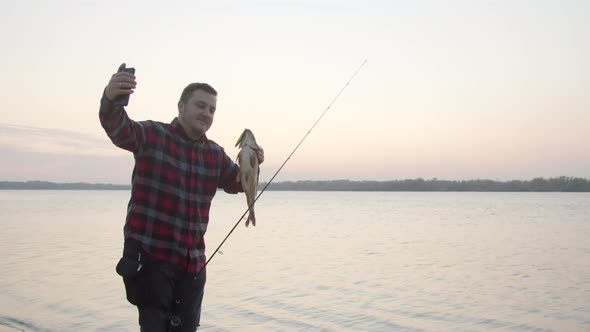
178, 89, 217, 139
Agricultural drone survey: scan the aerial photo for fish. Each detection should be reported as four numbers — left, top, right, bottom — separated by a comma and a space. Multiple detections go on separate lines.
235, 128, 260, 227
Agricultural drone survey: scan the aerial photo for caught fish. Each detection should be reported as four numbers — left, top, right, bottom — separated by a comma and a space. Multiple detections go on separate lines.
235, 129, 260, 227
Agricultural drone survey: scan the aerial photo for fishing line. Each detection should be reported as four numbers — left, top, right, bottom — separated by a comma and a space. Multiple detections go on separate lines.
199, 59, 367, 275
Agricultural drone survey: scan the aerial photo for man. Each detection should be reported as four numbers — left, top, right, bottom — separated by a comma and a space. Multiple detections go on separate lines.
99, 64, 263, 331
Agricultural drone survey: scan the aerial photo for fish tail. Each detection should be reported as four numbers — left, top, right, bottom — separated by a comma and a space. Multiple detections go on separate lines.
245, 210, 256, 227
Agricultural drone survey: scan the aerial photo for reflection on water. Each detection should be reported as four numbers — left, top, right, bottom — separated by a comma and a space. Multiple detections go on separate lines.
0, 191, 589, 331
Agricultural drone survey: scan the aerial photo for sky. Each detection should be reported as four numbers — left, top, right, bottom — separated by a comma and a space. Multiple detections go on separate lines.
1, 0, 589, 184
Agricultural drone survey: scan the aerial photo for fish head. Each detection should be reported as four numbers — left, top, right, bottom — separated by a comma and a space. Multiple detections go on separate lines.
235, 128, 257, 148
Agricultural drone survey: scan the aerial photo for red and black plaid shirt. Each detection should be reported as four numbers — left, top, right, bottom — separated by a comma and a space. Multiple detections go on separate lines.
99, 96, 242, 273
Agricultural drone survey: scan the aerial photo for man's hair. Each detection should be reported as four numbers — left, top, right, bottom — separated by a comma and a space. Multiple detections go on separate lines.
180, 83, 217, 103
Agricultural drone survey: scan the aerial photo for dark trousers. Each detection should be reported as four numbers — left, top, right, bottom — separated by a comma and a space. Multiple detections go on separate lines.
138, 265, 206, 332
121, 240, 206, 332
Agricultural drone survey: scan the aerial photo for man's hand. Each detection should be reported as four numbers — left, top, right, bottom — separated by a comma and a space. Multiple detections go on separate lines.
256, 145, 265, 165
104, 63, 137, 102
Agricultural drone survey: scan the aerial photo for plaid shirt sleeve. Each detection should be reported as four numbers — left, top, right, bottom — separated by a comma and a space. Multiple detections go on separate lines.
98, 93, 145, 154
219, 150, 243, 194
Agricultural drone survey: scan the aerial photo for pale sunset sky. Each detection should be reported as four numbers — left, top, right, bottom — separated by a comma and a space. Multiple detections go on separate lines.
1, 0, 588, 184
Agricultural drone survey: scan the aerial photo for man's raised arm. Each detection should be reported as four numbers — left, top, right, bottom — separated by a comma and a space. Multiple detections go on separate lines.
99, 63, 143, 153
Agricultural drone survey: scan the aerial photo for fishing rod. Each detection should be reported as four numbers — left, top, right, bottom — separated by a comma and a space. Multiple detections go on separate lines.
199, 59, 368, 275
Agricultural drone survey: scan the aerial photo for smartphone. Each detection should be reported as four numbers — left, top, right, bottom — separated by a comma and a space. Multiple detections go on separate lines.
113, 67, 135, 107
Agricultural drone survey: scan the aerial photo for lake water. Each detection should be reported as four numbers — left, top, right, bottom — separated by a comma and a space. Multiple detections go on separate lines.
0, 190, 588, 331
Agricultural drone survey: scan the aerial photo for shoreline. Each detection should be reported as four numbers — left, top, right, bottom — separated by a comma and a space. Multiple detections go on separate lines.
1, 177, 589, 192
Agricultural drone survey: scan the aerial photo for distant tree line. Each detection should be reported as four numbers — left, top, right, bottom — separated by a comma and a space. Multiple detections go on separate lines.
0, 181, 130, 190
1, 177, 589, 191
262, 177, 590, 192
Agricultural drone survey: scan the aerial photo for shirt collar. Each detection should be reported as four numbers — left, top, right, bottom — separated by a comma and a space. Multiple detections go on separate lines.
170, 117, 208, 143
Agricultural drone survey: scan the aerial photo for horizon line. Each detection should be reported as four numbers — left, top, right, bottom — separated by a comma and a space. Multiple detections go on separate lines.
2, 176, 589, 186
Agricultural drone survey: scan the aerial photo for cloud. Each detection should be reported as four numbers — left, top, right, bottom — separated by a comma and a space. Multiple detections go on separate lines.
0, 123, 132, 184
0, 123, 126, 157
